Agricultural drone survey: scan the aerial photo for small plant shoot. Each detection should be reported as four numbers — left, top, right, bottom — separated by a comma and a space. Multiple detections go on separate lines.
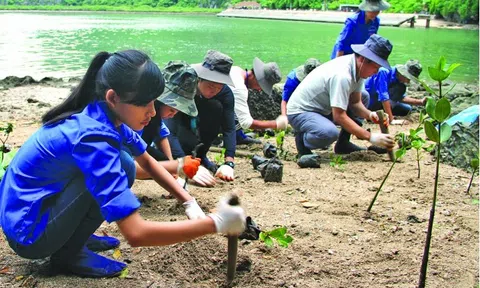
0, 123, 15, 180
214, 148, 226, 166
259, 227, 293, 248
466, 154, 479, 196
329, 154, 346, 170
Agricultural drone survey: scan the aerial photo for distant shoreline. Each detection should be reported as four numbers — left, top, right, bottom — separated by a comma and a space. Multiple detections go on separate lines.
217, 9, 479, 30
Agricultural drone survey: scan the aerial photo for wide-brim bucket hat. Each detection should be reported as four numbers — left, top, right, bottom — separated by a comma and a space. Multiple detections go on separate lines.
158, 60, 198, 117
191, 50, 235, 87
351, 34, 393, 69
359, 0, 391, 11
253, 57, 282, 96
395, 59, 423, 82
295, 58, 321, 81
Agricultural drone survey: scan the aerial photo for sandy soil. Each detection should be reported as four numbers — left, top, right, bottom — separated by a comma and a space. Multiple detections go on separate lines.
0, 84, 478, 288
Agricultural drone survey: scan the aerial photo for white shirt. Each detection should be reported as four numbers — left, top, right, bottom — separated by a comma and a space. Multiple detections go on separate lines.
229, 66, 254, 129
286, 54, 365, 116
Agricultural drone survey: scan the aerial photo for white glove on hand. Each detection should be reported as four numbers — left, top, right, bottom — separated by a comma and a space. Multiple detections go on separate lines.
192, 166, 216, 187
369, 133, 395, 149
183, 198, 206, 220
369, 111, 389, 124
208, 198, 246, 235
215, 164, 234, 181
275, 115, 289, 130
176, 177, 187, 191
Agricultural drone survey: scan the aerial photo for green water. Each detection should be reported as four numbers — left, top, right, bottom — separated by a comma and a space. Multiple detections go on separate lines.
1, 11, 478, 83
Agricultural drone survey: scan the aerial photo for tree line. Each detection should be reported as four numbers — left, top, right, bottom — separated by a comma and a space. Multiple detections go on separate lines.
2, 0, 478, 23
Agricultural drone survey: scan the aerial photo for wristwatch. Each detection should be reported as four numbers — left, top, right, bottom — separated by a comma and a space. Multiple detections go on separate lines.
224, 161, 235, 169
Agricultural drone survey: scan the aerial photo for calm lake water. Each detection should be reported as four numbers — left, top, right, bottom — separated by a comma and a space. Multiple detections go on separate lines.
1, 11, 478, 83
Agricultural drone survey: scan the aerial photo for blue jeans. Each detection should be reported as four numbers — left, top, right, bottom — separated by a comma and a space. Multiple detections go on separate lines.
7, 150, 135, 260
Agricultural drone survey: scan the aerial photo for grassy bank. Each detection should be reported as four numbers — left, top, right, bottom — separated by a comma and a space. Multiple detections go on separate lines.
0, 5, 222, 13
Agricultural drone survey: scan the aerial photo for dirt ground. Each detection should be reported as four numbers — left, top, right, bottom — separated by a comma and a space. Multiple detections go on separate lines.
0, 84, 478, 288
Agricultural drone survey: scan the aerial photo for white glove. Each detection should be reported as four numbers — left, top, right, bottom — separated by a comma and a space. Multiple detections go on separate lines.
208, 198, 246, 235
275, 115, 288, 130
182, 198, 206, 220
193, 166, 216, 187
176, 177, 187, 191
369, 132, 395, 149
215, 164, 234, 181
369, 111, 389, 124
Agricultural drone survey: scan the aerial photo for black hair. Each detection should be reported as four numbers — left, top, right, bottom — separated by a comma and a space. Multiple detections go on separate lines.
42, 50, 165, 125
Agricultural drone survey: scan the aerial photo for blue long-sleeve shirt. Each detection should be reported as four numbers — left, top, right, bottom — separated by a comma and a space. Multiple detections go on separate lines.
166, 85, 236, 159
0, 102, 145, 245
331, 10, 380, 59
282, 70, 301, 102
365, 67, 406, 107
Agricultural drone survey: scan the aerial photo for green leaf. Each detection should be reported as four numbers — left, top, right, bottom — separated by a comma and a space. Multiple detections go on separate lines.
118, 268, 129, 279
276, 235, 294, 248
418, 79, 438, 97
471, 158, 479, 170
439, 123, 452, 143
264, 236, 274, 248
411, 140, 423, 149
0, 167, 5, 180
472, 199, 479, 205
428, 66, 448, 82
425, 97, 436, 119
436, 56, 446, 70
435, 98, 451, 122
424, 121, 439, 142
1, 149, 17, 169
395, 148, 406, 160
259, 232, 267, 241
419, 110, 425, 123
446, 63, 461, 76
423, 144, 436, 152
269, 227, 287, 239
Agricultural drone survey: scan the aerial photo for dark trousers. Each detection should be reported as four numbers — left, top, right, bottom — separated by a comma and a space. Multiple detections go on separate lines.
7, 150, 136, 260
166, 98, 223, 160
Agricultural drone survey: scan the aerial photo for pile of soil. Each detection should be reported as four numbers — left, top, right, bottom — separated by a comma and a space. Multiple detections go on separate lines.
0, 84, 478, 288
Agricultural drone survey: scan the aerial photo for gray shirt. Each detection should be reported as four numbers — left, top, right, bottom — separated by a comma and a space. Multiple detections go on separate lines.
286, 54, 364, 116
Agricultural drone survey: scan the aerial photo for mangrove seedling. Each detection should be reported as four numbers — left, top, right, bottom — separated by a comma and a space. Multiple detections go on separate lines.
466, 154, 479, 196
417, 56, 460, 288
329, 154, 346, 170
409, 126, 428, 179
259, 226, 293, 248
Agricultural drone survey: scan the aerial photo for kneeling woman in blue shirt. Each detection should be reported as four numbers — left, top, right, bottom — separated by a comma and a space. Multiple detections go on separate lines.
0, 50, 245, 278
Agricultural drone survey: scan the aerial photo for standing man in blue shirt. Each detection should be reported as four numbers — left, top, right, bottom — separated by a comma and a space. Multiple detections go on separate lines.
366, 59, 426, 122
0, 50, 246, 278
281, 58, 321, 116
331, 0, 390, 59
164, 50, 237, 182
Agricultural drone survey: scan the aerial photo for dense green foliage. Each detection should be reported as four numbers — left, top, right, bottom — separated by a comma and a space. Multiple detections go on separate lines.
1, 0, 477, 22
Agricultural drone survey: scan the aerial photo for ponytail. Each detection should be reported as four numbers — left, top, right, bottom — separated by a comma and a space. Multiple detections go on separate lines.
42, 50, 164, 125
42, 52, 110, 125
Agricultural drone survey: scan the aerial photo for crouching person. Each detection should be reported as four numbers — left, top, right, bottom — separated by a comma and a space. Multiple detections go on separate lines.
287, 35, 396, 156
0, 50, 246, 278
